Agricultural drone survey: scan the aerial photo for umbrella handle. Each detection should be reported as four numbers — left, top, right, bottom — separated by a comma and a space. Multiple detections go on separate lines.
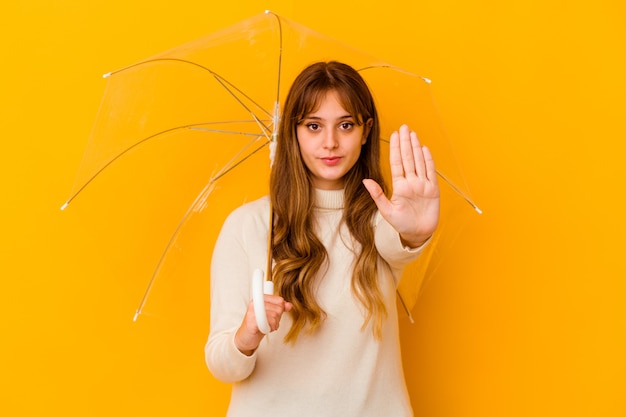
252, 268, 274, 334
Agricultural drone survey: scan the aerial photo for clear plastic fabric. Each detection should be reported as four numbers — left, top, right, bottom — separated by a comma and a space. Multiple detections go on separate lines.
63, 11, 480, 320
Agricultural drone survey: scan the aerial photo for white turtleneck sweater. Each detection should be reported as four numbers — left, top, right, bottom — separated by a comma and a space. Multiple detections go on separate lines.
205, 189, 426, 417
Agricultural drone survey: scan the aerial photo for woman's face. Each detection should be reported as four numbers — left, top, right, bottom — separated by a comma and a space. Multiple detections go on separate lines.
296, 90, 371, 190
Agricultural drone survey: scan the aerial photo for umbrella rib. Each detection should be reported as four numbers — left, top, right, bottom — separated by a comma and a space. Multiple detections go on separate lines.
357, 64, 432, 84
209, 75, 273, 140
380, 138, 482, 214
396, 290, 415, 324
133, 181, 216, 322
133, 139, 270, 320
105, 58, 274, 122
359, 63, 481, 214
61, 122, 263, 209
436, 171, 483, 214
209, 139, 269, 183
133, 183, 215, 321
190, 125, 269, 136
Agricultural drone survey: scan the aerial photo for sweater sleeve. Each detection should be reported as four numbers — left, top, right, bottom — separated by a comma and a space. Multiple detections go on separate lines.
204, 198, 270, 383
373, 212, 431, 284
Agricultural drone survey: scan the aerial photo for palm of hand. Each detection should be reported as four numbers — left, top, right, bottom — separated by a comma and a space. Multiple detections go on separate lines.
363, 125, 440, 246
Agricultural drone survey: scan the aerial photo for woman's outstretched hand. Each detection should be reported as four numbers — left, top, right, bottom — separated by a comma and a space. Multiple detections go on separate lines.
363, 124, 440, 248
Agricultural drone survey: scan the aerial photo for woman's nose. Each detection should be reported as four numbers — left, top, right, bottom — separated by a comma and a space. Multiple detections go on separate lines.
322, 129, 338, 149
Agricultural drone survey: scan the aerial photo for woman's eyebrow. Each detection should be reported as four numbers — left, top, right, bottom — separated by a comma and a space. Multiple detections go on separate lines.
301, 114, 354, 121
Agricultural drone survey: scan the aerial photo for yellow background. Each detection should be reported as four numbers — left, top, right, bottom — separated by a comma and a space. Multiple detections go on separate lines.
2, 0, 624, 416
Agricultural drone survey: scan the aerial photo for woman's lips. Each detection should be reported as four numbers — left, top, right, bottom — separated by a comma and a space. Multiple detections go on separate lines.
321, 156, 341, 166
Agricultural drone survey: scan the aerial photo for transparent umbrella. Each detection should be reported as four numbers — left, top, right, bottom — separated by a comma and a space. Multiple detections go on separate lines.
62, 10, 481, 323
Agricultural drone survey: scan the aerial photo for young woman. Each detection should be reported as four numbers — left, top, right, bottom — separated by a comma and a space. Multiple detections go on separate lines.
205, 61, 440, 416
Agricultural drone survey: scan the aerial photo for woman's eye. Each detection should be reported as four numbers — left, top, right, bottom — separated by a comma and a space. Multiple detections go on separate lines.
340, 122, 354, 130
306, 123, 320, 131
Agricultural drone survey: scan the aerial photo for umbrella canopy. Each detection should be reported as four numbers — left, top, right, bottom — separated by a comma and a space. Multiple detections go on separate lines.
63, 11, 480, 322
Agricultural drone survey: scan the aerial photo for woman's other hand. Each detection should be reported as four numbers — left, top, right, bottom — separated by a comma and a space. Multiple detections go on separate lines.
234, 295, 292, 356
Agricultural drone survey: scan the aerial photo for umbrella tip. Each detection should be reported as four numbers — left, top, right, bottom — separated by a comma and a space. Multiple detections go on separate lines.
423, 77, 432, 84
60, 202, 69, 211
475, 206, 483, 215
102, 72, 112, 79
133, 311, 140, 322
264, 9, 271, 14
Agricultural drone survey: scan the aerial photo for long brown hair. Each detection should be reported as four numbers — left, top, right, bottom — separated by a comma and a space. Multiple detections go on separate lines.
270, 61, 388, 341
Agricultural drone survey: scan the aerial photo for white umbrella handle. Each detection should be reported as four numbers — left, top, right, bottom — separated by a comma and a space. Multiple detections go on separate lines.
252, 268, 274, 334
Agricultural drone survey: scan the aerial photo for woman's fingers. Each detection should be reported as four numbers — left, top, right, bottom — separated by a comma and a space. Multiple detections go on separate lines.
263, 295, 292, 332
422, 145, 438, 184
389, 129, 404, 179
399, 125, 418, 177
409, 129, 427, 179
235, 295, 291, 355
392, 125, 430, 180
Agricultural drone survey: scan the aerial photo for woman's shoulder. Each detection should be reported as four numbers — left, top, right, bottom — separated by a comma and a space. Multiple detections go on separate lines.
223, 195, 271, 229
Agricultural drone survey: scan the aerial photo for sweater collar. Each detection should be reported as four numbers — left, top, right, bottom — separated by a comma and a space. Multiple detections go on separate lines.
314, 188, 344, 209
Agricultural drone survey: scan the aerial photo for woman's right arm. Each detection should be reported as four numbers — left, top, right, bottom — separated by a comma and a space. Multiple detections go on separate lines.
204, 205, 260, 383
204, 200, 291, 383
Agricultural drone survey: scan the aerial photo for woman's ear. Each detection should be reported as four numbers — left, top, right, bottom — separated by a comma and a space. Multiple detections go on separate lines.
362, 118, 373, 144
